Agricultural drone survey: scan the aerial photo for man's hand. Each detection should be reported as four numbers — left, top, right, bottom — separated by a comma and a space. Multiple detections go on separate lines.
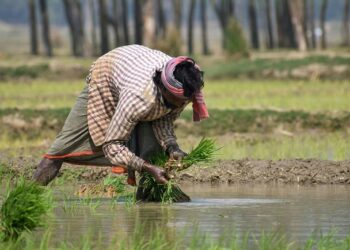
166, 144, 188, 161
142, 163, 169, 184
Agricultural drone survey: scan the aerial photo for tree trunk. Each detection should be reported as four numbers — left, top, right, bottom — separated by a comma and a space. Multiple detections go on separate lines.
288, 0, 307, 51
111, 0, 121, 47
156, 0, 167, 39
187, 0, 196, 54
248, 0, 259, 49
320, 0, 328, 49
211, 0, 236, 49
134, 0, 143, 44
303, 0, 309, 48
343, 0, 350, 46
63, 0, 84, 57
200, 0, 209, 55
264, 0, 274, 49
143, 0, 155, 46
121, 0, 130, 45
28, 0, 38, 55
276, 0, 296, 48
38, 0, 53, 57
309, 0, 316, 49
88, 0, 98, 55
98, 0, 109, 54
172, 0, 182, 30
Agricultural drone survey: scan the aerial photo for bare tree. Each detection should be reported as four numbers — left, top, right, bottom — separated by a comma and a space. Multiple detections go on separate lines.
187, 0, 196, 54
343, 0, 350, 46
276, 0, 296, 48
98, 0, 109, 54
143, 0, 155, 46
320, 0, 328, 49
248, 0, 259, 49
309, 0, 316, 49
156, 0, 167, 39
110, 0, 122, 47
88, 0, 98, 55
303, 0, 309, 48
200, 0, 210, 55
63, 0, 84, 57
288, 0, 307, 51
39, 0, 53, 56
172, 0, 182, 30
134, 0, 143, 44
264, 0, 274, 49
28, 0, 38, 55
121, 0, 130, 45
211, 0, 236, 48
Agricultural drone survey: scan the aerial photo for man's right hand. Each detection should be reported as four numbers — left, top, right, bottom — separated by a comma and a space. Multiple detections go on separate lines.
142, 162, 169, 184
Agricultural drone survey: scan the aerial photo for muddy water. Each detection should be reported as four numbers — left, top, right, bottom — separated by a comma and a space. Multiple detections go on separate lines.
48, 184, 350, 245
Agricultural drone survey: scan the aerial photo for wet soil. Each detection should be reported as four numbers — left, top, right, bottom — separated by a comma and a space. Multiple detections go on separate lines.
1, 153, 349, 185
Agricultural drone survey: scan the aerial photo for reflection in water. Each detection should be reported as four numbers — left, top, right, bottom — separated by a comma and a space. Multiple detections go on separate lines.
46, 184, 350, 245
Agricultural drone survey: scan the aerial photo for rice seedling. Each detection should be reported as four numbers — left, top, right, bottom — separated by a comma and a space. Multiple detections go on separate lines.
103, 175, 126, 193
137, 138, 217, 203
0, 178, 53, 241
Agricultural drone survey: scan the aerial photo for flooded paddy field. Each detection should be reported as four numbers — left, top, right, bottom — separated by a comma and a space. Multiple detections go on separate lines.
29, 183, 348, 247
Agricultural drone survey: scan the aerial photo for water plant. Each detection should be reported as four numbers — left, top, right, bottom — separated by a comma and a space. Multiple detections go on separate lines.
137, 138, 217, 203
0, 179, 53, 241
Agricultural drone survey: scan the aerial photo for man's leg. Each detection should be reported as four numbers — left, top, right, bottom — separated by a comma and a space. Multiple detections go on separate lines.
33, 158, 63, 185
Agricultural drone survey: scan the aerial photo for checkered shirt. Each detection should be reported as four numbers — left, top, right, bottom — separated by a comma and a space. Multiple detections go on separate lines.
86, 45, 186, 172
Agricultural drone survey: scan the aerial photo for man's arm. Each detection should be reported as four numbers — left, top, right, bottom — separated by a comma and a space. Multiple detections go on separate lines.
152, 105, 187, 160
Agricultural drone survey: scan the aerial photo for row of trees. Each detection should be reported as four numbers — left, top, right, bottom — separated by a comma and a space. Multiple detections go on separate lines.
28, 0, 350, 57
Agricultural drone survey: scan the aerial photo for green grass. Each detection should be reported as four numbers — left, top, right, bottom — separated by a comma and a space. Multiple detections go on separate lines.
197, 132, 350, 161
205, 55, 350, 79
1, 79, 350, 112
203, 80, 350, 112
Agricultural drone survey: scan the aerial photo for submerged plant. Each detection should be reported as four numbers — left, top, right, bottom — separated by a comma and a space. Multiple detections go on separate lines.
137, 138, 217, 203
0, 179, 53, 241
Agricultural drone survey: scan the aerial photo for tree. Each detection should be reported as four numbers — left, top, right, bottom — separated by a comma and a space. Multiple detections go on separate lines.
38, 0, 53, 57
28, 0, 38, 55
309, 0, 316, 49
276, 0, 296, 48
110, 0, 122, 47
248, 0, 259, 49
143, 0, 156, 46
200, 0, 210, 55
88, 0, 98, 55
98, 0, 109, 54
172, 0, 182, 30
134, 0, 143, 44
320, 0, 328, 49
211, 0, 236, 49
264, 0, 274, 49
343, 0, 350, 46
121, 0, 130, 45
156, 0, 167, 39
288, 0, 307, 51
63, 0, 84, 57
187, 0, 196, 54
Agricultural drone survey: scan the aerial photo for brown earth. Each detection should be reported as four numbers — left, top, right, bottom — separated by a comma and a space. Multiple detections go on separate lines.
1, 153, 350, 185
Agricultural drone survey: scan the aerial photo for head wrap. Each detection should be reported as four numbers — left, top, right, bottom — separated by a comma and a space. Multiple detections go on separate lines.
161, 56, 209, 122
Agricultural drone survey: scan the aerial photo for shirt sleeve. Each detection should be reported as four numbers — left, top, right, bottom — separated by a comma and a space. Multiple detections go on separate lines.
102, 90, 153, 172
152, 105, 187, 151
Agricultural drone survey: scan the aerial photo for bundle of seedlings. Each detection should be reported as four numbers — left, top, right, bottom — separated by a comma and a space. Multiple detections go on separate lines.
0, 179, 52, 241
136, 138, 217, 203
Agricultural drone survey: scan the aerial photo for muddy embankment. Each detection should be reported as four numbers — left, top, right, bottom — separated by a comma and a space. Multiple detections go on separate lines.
1, 154, 350, 185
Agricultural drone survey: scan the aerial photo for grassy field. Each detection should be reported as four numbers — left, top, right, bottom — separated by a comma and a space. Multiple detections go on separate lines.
1, 78, 350, 160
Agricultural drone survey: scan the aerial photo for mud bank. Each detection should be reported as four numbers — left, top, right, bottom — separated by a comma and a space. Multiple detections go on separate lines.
178, 159, 350, 185
1, 155, 349, 185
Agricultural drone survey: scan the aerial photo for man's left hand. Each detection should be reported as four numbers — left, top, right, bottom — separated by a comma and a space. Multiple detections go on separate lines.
167, 145, 188, 161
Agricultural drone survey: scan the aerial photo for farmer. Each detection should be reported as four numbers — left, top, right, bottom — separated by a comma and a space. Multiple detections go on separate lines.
33, 45, 208, 186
